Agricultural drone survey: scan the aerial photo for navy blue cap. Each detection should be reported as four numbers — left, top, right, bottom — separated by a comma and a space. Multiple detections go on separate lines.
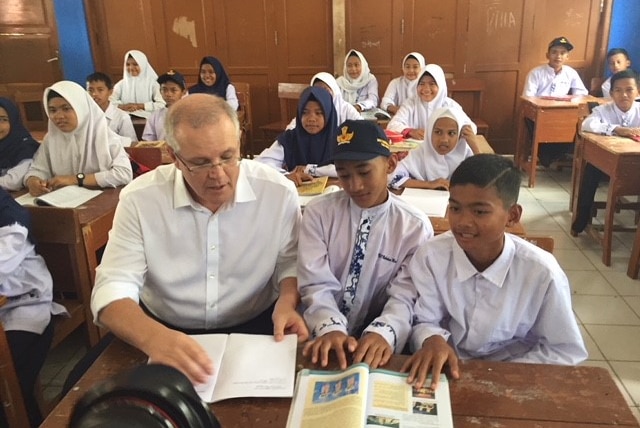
157, 69, 186, 89
548, 37, 574, 51
332, 120, 391, 161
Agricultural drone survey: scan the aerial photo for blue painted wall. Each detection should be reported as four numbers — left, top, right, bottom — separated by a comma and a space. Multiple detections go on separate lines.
607, 0, 640, 76
52, 0, 94, 84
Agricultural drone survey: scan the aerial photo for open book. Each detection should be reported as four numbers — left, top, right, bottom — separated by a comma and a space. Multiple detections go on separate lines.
189, 333, 297, 403
298, 183, 341, 207
15, 185, 103, 208
286, 363, 453, 428
298, 176, 329, 196
398, 188, 450, 217
539, 95, 581, 102
361, 108, 392, 121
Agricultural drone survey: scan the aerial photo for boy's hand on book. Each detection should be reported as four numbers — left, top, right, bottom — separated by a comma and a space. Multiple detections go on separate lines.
145, 330, 214, 385
26, 177, 51, 196
47, 175, 76, 190
352, 332, 392, 369
272, 303, 309, 343
303, 331, 358, 369
400, 335, 459, 390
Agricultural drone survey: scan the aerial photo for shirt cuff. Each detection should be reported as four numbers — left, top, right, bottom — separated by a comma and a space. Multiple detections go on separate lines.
363, 321, 398, 351
411, 326, 451, 353
305, 164, 318, 176
312, 316, 348, 338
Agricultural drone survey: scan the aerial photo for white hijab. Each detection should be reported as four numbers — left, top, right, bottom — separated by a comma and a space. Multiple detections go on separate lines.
402, 64, 449, 130
398, 52, 427, 103
43, 81, 119, 175
311, 72, 353, 123
119, 50, 159, 104
399, 106, 473, 181
336, 49, 376, 103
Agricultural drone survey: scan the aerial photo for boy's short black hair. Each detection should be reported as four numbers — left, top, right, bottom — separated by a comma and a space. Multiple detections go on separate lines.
606, 48, 630, 60
610, 69, 639, 88
86, 72, 113, 90
450, 154, 521, 207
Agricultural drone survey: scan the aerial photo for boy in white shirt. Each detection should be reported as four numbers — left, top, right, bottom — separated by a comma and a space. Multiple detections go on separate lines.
142, 70, 187, 141
86, 72, 138, 146
601, 48, 632, 98
299, 120, 433, 369
572, 69, 640, 235
401, 154, 587, 390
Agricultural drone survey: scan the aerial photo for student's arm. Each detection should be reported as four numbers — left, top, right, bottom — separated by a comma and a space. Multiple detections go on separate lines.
511, 269, 588, 365
145, 82, 166, 112
255, 140, 287, 172
119, 114, 139, 145
311, 163, 337, 178
343, 103, 364, 121
356, 77, 379, 111
460, 125, 481, 154
380, 78, 399, 112
386, 103, 415, 134
225, 84, 239, 111
403, 178, 450, 191
24, 143, 52, 195
0, 223, 32, 282
601, 78, 611, 99
522, 69, 539, 97
0, 160, 31, 191
581, 106, 617, 135
298, 201, 355, 369
109, 80, 124, 106
569, 69, 589, 96
93, 138, 133, 187
272, 276, 308, 342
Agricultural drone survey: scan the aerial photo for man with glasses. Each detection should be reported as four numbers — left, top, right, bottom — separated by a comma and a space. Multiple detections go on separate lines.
91, 94, 307, 384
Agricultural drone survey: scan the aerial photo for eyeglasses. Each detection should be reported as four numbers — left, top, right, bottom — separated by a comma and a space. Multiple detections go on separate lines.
174, 151, 241, 174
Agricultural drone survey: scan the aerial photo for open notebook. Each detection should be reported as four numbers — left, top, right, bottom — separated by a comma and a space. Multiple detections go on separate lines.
15, 186, 103, 208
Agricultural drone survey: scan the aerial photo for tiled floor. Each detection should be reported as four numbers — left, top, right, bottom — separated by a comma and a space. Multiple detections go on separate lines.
38, 165, 640, 423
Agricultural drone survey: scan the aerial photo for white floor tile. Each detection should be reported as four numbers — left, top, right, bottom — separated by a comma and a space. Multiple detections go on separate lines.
601, 271, 640, 296
584, 325, 640, 361
623, 296, 640, 318
554, 249, 597, 271
610, 361, 640, 406
572, 295, 640, 325
579, 324, 605, 360
566, 270, 618, 295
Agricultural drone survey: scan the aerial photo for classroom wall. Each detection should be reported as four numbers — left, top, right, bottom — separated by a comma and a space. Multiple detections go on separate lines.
607, 0, 640, 75
52, 0, 94, 84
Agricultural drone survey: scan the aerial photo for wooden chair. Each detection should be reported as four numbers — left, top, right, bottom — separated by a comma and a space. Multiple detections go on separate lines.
446, 77, 490, 137
125, 145, 164, 170
590, 77, 605, 97
522, 235, 555, 253
0, 313, 31, 428
259, 82, 308, 142
234, 82, 254, 158
28, 208, 100, 349
6, 83, 48, 132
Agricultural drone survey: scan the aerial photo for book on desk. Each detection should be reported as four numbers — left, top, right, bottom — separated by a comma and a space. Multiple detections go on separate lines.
286, 363, 453, 428
14, 185, 103, 208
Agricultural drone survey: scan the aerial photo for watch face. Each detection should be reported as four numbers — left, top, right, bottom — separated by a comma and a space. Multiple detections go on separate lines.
78, 173, 85, 179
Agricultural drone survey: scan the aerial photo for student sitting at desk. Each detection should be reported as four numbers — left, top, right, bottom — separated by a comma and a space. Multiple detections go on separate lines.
601, 48, 632, 99
257, 86, 338, 185
522, 36, 589, 167
188, 56, 239, 111
380, 52, 426, 115
86, 71, 138, 146
24, 81, 132, 196
0, 189, 66, 427
399, 154, 587, 390
337, 49, 379, 112
386, 64, 476, 141
299, 120, 433, 370
91, 94, 307, 384
142, 70, 187, 142
571, 69, 640, 235
110, 49, 165, 113
0, 97, 40, 191
389, 106, 480, 191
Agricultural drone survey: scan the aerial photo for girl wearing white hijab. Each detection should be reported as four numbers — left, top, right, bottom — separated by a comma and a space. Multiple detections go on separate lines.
24, 81, 133, 196
387, 64, 476, 140
380, 52, 426, 114
284, 72, 363, 131
110, 50, 165, 112
336, 49, 379, 111
389, 106, 480, 190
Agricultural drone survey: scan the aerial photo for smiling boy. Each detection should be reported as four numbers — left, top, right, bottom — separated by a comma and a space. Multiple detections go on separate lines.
401, 154, 587, 389
299, 120, 433, 369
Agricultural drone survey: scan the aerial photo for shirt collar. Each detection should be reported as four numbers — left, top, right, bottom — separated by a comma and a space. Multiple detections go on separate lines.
348, 190, 392, 220
452, 233, 516, 287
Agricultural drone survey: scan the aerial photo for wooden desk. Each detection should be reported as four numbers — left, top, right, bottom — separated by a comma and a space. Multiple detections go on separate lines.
41, 339, 639, 428
515, 96, 600, 188
24, 188, 121, 347
571, 132, 640, 266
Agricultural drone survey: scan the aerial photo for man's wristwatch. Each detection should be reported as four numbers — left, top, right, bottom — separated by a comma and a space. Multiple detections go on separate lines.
76, 172, 85, 187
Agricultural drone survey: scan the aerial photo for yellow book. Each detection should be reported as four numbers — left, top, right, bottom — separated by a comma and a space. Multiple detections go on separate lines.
297, 176, 329, 196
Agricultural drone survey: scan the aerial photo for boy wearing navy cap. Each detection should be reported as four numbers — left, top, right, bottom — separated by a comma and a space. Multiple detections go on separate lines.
299, 120, 433, 369
142, 69, 187, 141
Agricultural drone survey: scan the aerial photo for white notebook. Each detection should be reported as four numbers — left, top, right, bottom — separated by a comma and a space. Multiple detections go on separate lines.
15, 185, 103, 208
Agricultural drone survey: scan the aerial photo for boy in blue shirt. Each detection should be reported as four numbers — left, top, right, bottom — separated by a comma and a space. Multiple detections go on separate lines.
401, 154, 587, 389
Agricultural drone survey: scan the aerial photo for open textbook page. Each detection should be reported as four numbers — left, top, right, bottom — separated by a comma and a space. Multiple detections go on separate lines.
15, 185, 102, 208
190, 333, 297, 403
286, 363, 453, 428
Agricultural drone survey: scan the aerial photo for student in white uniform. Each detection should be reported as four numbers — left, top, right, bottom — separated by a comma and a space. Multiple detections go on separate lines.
24, 81, 132, 196
299, 120, 433, 370
142, 70, 187, 141
389, 106, 480, 190
0, 97, 40, 191
386, 64, 476, 141
110, 49, 165, 112
601, 48, 632, 98
400, 154, 587, 390
380, 52, 426, 115
86, 72, 138, 146
336, 49, 379, 112
572, 69, 640, 235
256, 86, 338, 184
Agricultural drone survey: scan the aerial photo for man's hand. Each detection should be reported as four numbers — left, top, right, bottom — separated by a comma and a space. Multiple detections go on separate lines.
400, 335, 459, 390
303, 331, 358, 369
47, 175, 77, 190
26, 176, 51, 196
142, 329, 214, 385
273, 300, 309, 343
352, 332, 392, 369
286, 166, 313, 187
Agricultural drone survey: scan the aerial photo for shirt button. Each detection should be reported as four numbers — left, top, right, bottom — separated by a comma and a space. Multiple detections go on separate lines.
210, 245, 216, 250
209, 274, 215, 279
